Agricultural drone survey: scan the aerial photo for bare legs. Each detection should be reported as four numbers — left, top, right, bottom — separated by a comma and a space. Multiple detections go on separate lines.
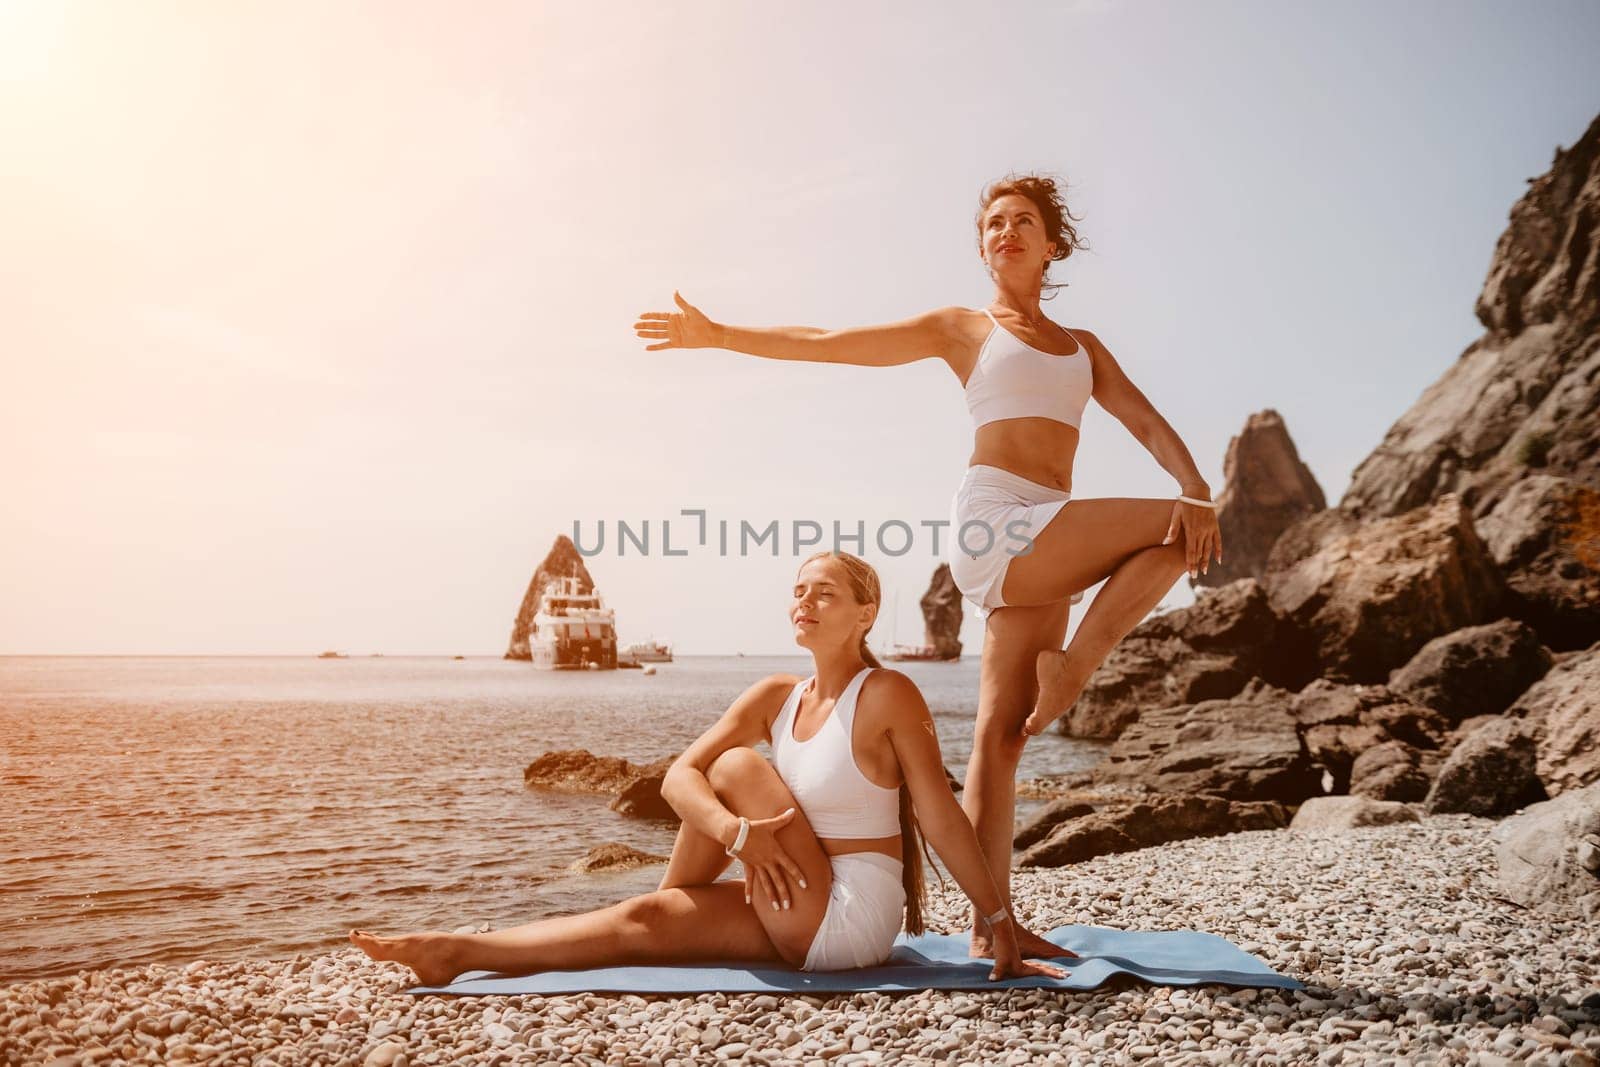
998, 497, 1190, 733
962, 600, 1074, 958
1026, 541, 1189, 734
959, 496, 1189, 954
658, 815, 734, 891
350, 748, 835, 984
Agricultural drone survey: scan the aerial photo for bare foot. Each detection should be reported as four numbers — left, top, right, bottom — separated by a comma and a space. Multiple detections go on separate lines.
348, 929, 464, 987
969, 920, 1079, 960
1013, 923, 1079, 960
1023, 650, 1084, 737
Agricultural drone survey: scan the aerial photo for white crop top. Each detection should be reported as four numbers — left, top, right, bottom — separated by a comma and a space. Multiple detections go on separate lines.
768, 667, 902, 839
964, 307, 1094, 430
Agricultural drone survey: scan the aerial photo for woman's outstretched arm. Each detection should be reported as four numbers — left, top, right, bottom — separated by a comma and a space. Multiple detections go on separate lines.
871, 671, 1068, 981
636, 290, 962, 369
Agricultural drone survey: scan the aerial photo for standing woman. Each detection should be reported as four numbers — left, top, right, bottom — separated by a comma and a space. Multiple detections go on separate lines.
635, 173, 1222, 957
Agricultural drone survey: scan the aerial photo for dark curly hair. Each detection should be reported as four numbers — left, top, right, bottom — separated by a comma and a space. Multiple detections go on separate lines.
975, 172, 1090, 299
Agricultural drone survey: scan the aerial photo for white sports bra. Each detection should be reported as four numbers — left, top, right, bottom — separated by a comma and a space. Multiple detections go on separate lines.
768, 668, 901, 839
964, 307, 1094, 430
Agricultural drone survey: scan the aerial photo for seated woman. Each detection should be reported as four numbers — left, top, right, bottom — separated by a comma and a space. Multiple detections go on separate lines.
350, 551, 1072, 984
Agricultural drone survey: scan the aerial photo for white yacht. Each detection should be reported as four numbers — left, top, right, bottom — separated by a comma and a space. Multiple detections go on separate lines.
529, 575, 619, 670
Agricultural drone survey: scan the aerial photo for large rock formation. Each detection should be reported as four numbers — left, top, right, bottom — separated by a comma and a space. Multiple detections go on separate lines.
1342, 114, 1600, 522
1289, 680, 1448, 793
1091, 680, 1322, 803
1260, 495, 1506, 683
505, 535, 599, 660
1386, 619, 1554, 724
1059, 578, 1307, 740
1196, 410, 1326, 589
1477, 475, 1600, 649
920, 564, 964, 660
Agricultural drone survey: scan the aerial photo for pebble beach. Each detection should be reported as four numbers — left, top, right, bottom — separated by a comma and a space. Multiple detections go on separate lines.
5, 813, 1597, 1066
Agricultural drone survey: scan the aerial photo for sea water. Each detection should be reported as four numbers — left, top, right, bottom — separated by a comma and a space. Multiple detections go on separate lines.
0, 655, 1107, 982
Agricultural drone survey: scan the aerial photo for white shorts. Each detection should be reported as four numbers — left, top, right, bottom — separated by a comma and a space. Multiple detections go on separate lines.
801, 852, 906, 971
948, 464, 1082, 621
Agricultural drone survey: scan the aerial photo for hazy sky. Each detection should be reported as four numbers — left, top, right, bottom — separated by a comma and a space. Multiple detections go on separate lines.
3, 1, 1598, 656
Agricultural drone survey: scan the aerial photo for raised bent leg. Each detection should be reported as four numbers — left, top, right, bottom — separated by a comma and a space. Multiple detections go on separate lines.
658, 818, 735, 891
997, 497, 1191, 734
1025, 542, 1188, 733
963, 600, 1073, 958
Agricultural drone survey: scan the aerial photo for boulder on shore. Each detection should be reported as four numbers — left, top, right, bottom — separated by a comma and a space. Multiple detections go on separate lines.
1289, 796, 1421, 832
1289, 680, 1448, 793
569, 843, 668, 873
1092, 680, 1322, 804
523, 749, 676, 795
1494, 781, 1600, 918
1013, 799, 1096, 851
1349, 740, 1434, 803
1261, 495, 1507, 683
1386, 618, 1553, 724
1061, 579, 1299, 741
609, 772, 678, 821
1423, 719, 1547, 817
1508, 642, 1600, 796
1017, 794, 1287, 868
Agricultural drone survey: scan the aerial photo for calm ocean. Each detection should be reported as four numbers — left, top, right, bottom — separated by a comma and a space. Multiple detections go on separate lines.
0, 655, 1107, 983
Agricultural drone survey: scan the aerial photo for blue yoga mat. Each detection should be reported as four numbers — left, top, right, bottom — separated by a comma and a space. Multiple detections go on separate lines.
407, 924, 1303, 996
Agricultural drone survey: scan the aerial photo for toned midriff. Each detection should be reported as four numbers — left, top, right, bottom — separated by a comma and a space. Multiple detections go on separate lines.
969, 418, 1080, 491
820, 834, 902, 860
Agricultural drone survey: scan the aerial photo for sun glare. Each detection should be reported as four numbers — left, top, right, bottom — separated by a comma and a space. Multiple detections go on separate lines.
0, 1, 70, 86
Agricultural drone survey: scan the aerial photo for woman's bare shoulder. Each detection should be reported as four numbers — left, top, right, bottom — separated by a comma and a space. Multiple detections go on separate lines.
858, 668, 931, 724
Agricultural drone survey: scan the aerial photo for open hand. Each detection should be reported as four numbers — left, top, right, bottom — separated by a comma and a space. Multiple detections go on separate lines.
1162, 499, 1223, 580
635, 290, 721, 350
736, 808, 808, 912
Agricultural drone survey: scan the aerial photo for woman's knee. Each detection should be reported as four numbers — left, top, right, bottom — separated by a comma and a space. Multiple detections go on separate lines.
618, 891, 678, 936
706, 746, 769, 793
971, 720, 1027, 766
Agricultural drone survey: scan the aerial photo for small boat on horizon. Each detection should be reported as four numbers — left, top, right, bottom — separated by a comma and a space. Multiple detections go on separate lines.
883, 643, 957, 662
618, 639, 673, 667
316, 650, 348, 659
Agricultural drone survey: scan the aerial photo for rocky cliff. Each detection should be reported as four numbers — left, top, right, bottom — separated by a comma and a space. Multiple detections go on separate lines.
1196, 409, 1326, 590
1337, 113, 1599, 644
920, 564, 964, 660
1034, 115, 1600, 882
1344, 114, 1599, 519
